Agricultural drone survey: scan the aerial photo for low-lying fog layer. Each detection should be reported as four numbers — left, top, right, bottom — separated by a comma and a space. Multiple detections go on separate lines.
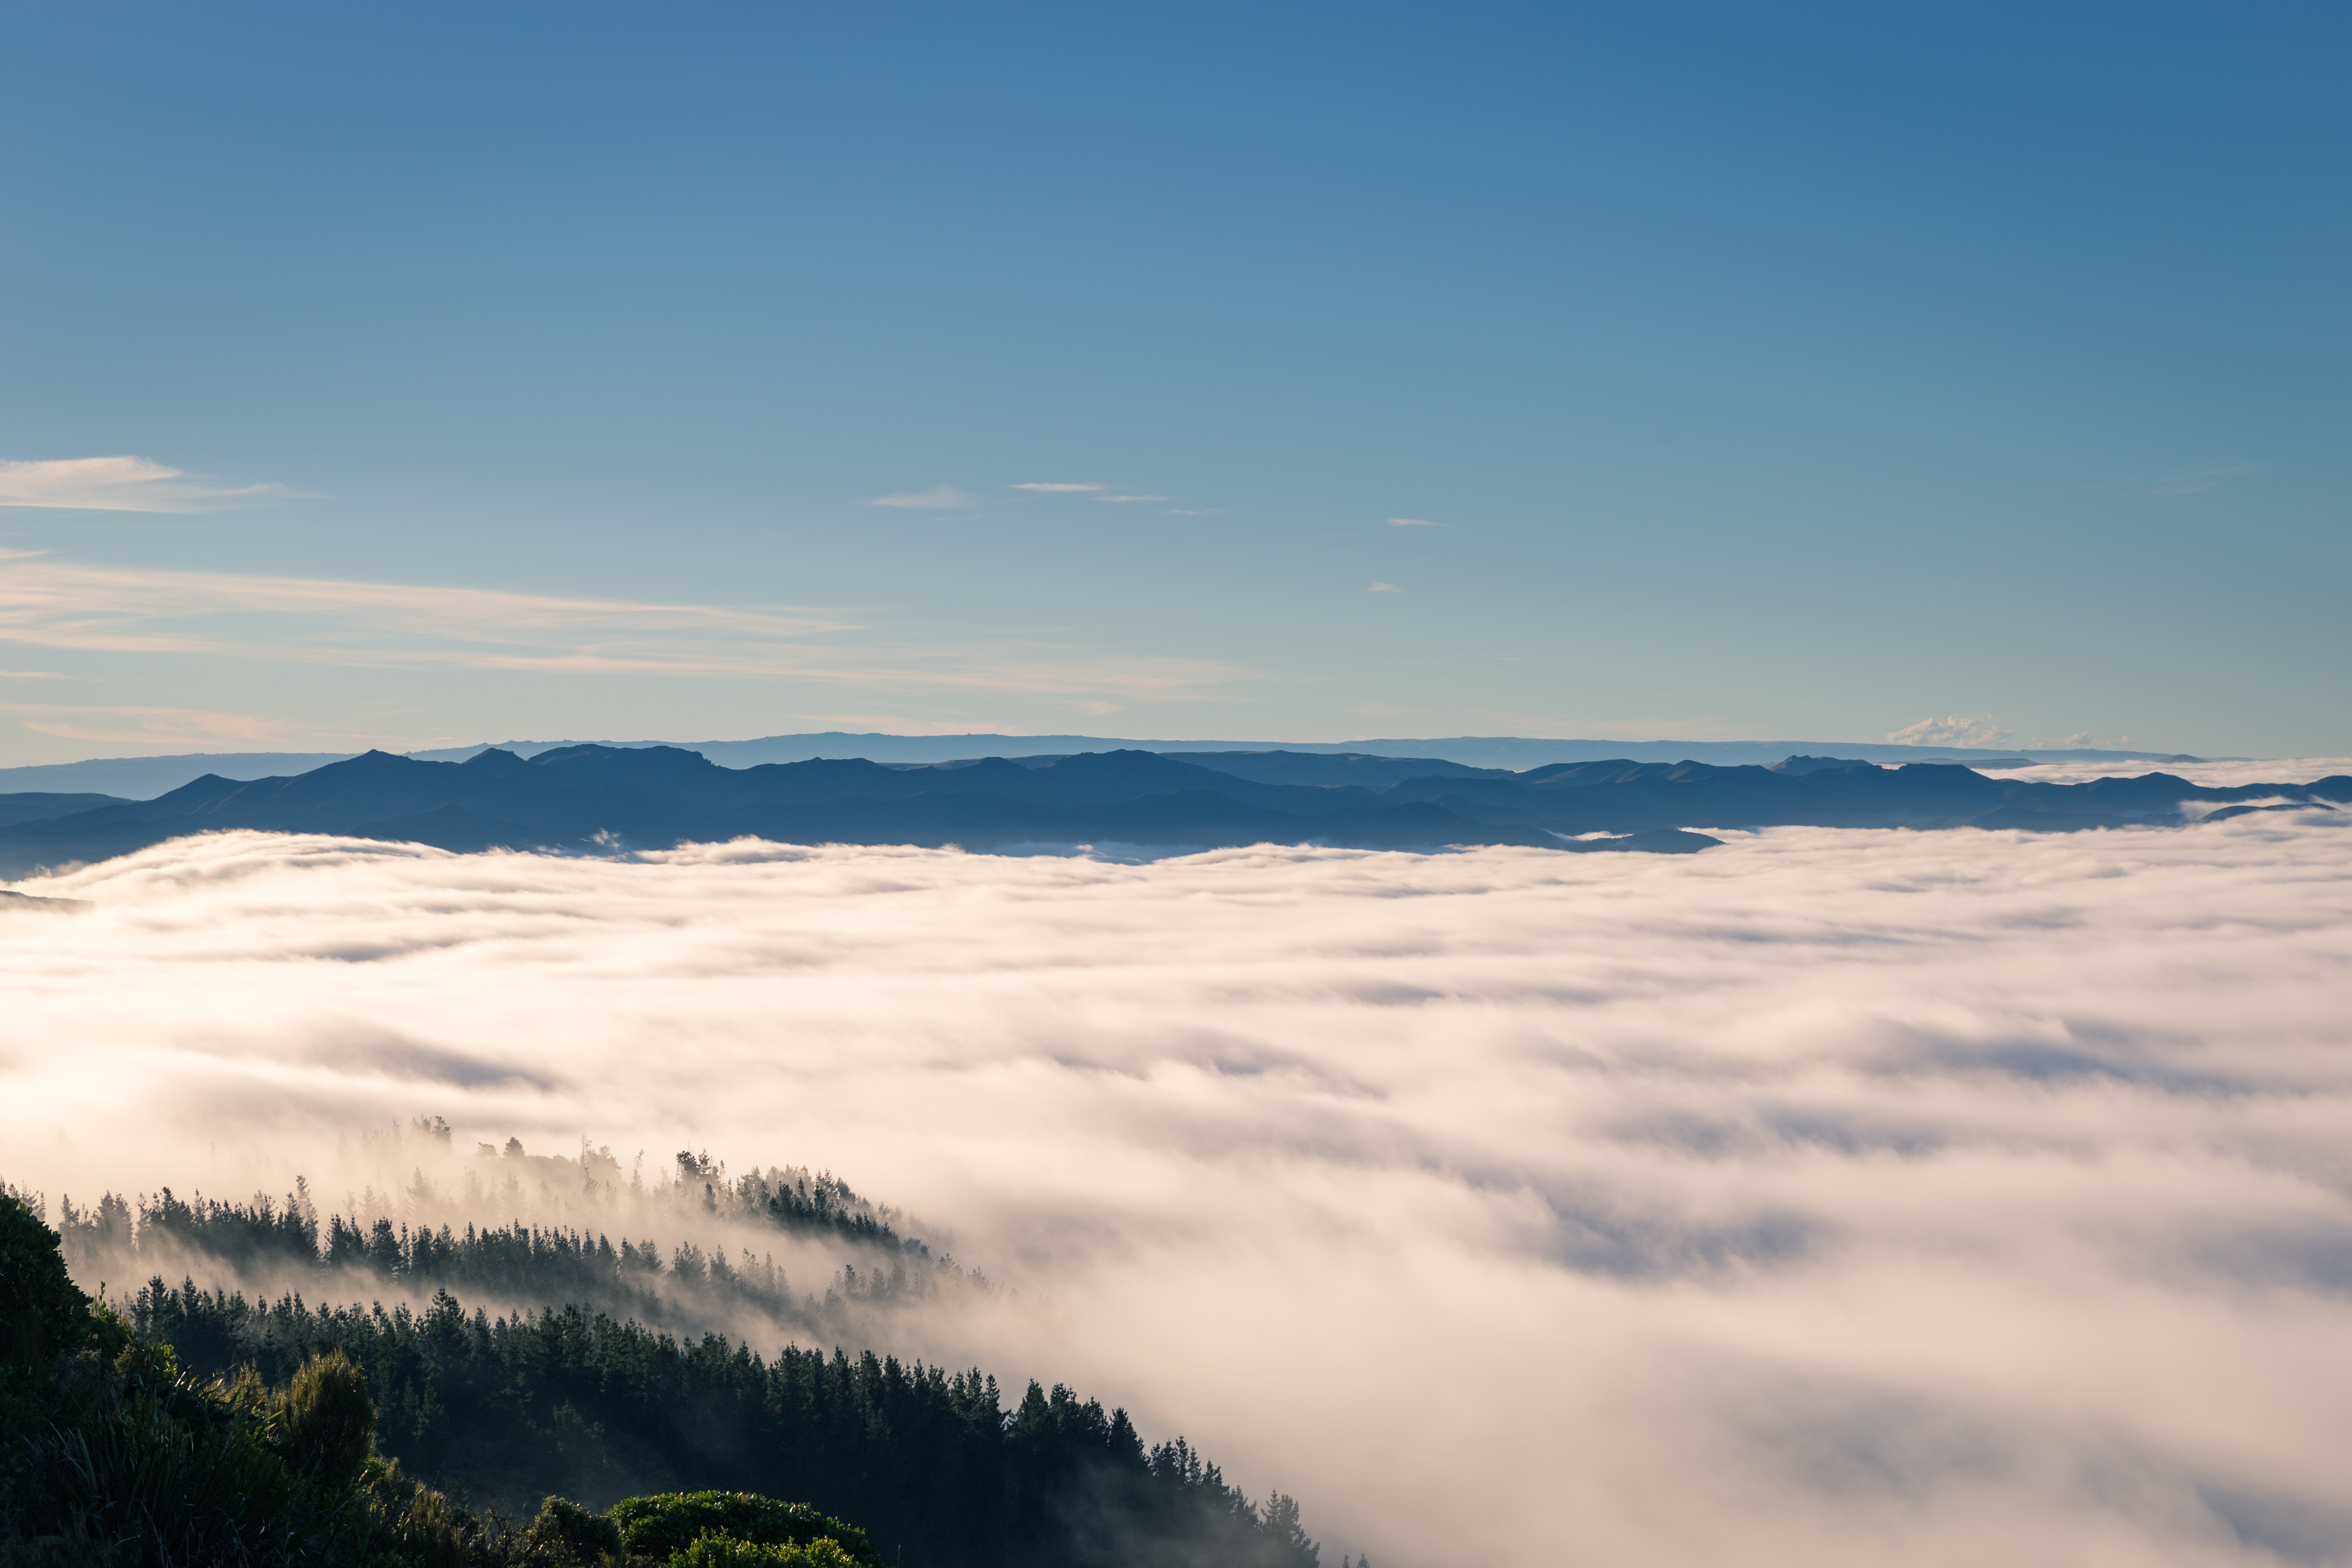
2008, 755, 2352, 787
6, 815, 2351, 1568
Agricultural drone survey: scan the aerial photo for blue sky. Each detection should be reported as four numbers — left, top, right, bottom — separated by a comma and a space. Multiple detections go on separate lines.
0, 1, 2344, 762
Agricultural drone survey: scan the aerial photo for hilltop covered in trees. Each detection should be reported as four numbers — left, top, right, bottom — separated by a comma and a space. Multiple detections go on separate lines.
44, 1123, 978, 1352
135, 1280, 1320, 1567
4, 1139, 1342, 1567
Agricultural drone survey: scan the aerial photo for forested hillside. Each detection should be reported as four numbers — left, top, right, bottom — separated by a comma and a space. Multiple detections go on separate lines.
6, 1140, 1336, 1566
135, 1281, 1320, 1567
46, 1124, 974, 1352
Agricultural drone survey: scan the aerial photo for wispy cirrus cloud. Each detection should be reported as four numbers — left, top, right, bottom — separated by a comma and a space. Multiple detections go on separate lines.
0, 548, 853, 674
2144, 460, 2263, 497
790, 714, 1016, 737
861, 485, 980, 510
1367, 582, 1400, 594
0, 701, 307, 748
1385, 518, 1443, 528
0, 456, 296, 513
2062, 459, 2265, 499
0, 551, 1251, 701
1016, 483, 1179, 505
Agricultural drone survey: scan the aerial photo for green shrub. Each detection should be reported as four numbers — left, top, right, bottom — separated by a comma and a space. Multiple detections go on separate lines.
273, 1349, 377, 1487
668, 1535, 861, 1568
514, 1494, 625, 1565
0, 1194, 123, 1372
374, 1477, 477, 1568
18, 1338, 322, 1562
1, 1199, 484, 1568
607, 1493, 877, 1565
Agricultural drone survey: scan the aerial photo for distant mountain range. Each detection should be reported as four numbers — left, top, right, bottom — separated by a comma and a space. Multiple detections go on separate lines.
0, 732, 2208, 801
1, 744, 2340, 878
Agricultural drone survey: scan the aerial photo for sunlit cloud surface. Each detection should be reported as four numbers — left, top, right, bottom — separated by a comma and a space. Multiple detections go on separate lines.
4, 818, 2351, 1565
1885, 712, 2014, 747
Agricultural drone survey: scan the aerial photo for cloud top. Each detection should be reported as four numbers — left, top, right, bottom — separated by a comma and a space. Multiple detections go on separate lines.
1886, 712, 2012, 747
8, 818, 2352, 1563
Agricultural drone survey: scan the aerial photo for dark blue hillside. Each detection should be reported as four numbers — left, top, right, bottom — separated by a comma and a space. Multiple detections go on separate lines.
1379, 759, 2351, 834
0, 745, 2341, 875
0, 791, 125, 829
1136, 750, 1511, 789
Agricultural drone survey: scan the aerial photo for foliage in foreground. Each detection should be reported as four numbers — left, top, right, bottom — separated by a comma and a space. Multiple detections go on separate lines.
133, 1280, 1319, 1568
606, 1495, 873, 1562
3, 1194, 1324, 1567
3, 1191, 888, 1568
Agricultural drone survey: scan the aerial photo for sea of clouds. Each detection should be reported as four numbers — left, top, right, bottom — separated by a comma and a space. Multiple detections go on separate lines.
5, 807, 2352, 1567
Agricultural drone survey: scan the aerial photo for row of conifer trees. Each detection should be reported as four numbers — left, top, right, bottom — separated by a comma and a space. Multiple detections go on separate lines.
4, 1190, 1334, 1567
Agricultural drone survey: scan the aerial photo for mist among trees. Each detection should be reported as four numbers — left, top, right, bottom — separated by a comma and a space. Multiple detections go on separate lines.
3, 1132, 1335, 1567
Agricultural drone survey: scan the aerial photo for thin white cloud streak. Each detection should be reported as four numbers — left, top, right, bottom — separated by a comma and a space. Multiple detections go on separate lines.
1012, 484, 1175, 503
0, 456, 294, 512
2058, 462, 2265, 500
0, 547, 852, 649
862, 486, 979, 509
0, 552, 1249, 699
0, 701, 305, 747
790, 714, 1023, 737
2147, 461, 2264, 498
6, 819, 2352, 1563
1385, 518, 1442, 528
1367, 582, 1400, 593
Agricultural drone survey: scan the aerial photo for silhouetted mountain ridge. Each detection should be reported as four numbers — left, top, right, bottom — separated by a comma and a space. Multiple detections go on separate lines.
0, 732, 2219, 800
0, 745, 2342, 876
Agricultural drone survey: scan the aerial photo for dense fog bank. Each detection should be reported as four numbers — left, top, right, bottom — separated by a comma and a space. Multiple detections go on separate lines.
6, 814, 2351, 1565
